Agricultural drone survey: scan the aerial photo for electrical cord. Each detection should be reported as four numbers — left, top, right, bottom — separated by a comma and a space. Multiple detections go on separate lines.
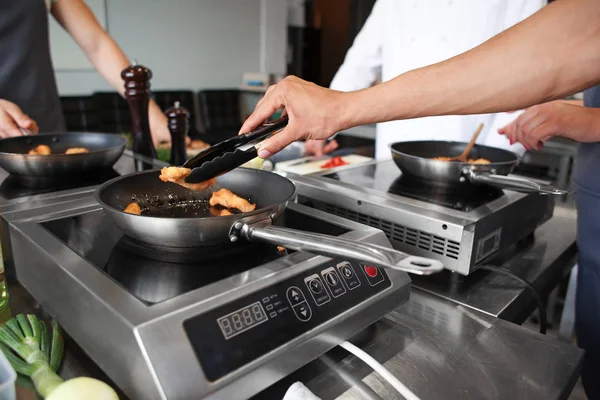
480, 265, 547, 334
339, 341, 421, 400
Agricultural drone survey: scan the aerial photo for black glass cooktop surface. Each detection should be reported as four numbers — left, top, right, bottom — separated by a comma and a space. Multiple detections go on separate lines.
0, 168, 120, 200
41, 208, 349, 306
323, 161, 504, 212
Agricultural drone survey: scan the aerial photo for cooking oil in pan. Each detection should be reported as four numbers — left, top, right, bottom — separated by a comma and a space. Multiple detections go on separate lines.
145, 200, 215, 218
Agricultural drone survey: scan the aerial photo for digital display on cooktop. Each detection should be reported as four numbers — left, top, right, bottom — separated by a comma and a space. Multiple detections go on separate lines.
323, 161, 504, 212
40, 208, 350, 306
217, 301, 268, 340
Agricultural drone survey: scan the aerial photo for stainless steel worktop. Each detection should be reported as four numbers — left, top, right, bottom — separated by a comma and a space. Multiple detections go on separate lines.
255, 289, 582, 400
8, 281, 583, 400
0, 152, 581, 399
8, 202, 582, 400
8, 280, 582, 400
412, 205, 578, 323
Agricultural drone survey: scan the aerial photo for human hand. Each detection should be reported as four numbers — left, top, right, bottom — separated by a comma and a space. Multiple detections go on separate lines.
304, 139, 339, 156
0, 100, 38, 137
148, 101, 172, 147
239, 76, 347, 159
498, 100, 600, 150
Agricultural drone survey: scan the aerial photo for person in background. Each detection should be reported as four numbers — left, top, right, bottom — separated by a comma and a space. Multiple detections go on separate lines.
305, 0, 546, 158
499, 88, 600, 400
240, 0, 600, 396
0, 0, 170, 145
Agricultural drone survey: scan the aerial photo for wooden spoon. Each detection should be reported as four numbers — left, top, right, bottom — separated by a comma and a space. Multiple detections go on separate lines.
449, 123, 484, 162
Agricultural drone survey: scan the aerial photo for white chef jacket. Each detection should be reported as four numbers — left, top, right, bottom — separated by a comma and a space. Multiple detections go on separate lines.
330, 0, 546, 160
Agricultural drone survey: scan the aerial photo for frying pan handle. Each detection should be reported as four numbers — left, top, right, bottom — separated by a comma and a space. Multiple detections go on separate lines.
467, 171, 572, 195
240, 224, 444, 275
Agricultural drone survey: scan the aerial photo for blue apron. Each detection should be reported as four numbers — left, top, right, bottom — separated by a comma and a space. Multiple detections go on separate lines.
0, 0, 65, 132
574, 85, 600, 400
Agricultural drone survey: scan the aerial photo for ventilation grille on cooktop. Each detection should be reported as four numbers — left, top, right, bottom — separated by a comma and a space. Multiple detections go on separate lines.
317, 202, 460, 260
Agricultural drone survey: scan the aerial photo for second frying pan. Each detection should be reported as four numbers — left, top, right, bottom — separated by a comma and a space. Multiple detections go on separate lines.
95, 168, 444, 275
0, 132, 126, 177
390, 141, 569, 195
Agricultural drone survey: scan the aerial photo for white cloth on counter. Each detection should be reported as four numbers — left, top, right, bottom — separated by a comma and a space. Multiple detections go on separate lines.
282, 382, 322, 400
329, 0, 546, 160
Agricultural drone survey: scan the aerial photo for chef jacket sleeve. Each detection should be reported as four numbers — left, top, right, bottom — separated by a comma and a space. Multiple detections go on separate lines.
503, 0, 548, 29
329, 0, 386, 92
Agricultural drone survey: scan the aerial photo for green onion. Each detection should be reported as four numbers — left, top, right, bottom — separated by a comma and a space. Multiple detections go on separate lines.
16, 314, 32, 338
0, 314, 62, 397
6, 318, 24, 341
28, 315, 41, 345
0, 314, 118, 399
0, 342, 33, 376
49, 319, 63, 373
40, 320, 50, 364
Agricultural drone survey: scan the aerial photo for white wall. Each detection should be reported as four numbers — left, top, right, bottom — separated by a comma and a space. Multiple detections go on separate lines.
287, 0, 305, 27
53, 0, 287, 96
260, 0, 288, 75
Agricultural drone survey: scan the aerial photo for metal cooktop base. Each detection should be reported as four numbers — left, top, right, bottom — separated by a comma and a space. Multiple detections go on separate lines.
1, 196, 410, 400
286, 160, 555, 275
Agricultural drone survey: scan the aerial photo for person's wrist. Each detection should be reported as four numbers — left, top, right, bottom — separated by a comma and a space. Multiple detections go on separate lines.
583, 108, 600, 141
333, 90, 361, 134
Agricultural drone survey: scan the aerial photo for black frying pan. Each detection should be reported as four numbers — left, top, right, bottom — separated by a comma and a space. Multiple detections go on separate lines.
0, 132, 126, 177
389, 141, 569, 195
94, 168, 444, 275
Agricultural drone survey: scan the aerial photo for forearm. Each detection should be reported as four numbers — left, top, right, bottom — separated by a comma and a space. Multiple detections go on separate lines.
87, 40, 165, 113
560, 99, 584, 107
85, 38, 129, 96
87, 38, 169, 142
341, 0, 600, 129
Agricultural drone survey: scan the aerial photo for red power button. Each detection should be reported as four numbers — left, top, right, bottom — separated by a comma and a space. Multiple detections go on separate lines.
364, 266, 378, 277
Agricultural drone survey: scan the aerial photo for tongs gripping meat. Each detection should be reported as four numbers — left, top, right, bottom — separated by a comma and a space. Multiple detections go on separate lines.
182, 116, 288, 183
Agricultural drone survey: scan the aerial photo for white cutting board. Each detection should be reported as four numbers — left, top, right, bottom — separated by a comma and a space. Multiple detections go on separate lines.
275, 154, 372, 175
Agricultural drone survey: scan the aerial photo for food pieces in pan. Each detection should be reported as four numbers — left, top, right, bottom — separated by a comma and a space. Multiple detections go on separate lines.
432, 156, 491, 164
159, 166, 216, 191
468, 158, 490, 164
27, 145, 90, 155
210, 188, 256, 213
124, 202, 142, 215
209, 206, 234, 217
28, 145, 51, 155
189, 139, 209, 150
65, 147, 89, 154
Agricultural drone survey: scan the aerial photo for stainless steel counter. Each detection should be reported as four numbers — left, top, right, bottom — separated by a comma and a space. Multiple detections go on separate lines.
255, 290, 582, 400
412, 205, 578, 323
8, 204, 582, 400
1, 152, 582, 400
8, 280, 583, 400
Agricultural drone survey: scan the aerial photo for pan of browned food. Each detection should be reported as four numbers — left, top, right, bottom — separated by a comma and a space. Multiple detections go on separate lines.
94, 167, 444, 275
389, 141, 570, 195
0, 132, 126, 177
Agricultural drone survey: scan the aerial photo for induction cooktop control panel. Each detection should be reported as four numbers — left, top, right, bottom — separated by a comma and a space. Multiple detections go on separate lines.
183, 260, 391, 381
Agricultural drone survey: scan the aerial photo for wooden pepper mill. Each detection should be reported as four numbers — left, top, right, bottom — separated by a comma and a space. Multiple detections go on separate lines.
165, 101, 189, 165
121, 62, 156, 171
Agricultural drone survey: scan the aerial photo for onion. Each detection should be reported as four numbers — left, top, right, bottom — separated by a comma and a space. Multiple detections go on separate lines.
46, 377, 119, 400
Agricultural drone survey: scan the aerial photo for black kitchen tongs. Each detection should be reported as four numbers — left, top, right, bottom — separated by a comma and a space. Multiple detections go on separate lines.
183, 115, 288, 183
